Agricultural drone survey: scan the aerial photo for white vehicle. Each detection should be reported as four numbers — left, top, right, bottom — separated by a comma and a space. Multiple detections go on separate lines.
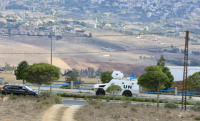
94, 71, 139, 97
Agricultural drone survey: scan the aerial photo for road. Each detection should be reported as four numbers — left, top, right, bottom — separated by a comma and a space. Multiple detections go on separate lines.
63, 100, 87, 105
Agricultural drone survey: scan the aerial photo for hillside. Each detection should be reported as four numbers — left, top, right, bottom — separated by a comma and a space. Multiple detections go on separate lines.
62, 58, 147, 77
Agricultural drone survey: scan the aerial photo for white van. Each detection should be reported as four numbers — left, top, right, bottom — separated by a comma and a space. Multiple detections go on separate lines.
94, 71, 139, 97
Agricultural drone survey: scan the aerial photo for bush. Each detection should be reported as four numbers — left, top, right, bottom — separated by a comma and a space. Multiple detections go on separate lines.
138, 98, 144, 102
144, 98, 150, 102
131, 97, 137, 101
42, 101, 50, 105
39, 92, 62, 104
60, 85, 70, 89
191, 103, 200, 112
87, 99, 98, 105
186, 101, 194, 105
195, 116, 200, 120
122, 96, 131, 101
151, 99, 157, 102
131, 106, 137, 112
106, 97, 110, 102
165, 100, 169, 103
115, 96, 122, 100
11, 96, 17, 100
159, 100, 163, 103
1, 94, 4, 98
38, 92, 51, 98
164, 102, 178, 109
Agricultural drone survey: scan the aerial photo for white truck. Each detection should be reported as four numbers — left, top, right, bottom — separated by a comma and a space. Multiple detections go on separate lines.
94, 71, 139, 97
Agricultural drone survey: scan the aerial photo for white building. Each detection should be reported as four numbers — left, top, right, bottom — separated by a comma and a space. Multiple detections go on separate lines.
167, 66, 200, 81
87, 23, 96, 28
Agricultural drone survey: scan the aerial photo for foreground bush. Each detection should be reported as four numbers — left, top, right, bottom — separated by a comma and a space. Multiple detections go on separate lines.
191, 103, 200, 112
164, 102, 178, 109
39, 92, 62, 104
74, 101, 200, 121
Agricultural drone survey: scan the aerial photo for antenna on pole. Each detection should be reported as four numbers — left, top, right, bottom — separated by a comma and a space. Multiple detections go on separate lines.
182, 31, 189, 110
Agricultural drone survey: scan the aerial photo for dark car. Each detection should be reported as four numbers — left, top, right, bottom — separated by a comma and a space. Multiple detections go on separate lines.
1, 84, 38, 96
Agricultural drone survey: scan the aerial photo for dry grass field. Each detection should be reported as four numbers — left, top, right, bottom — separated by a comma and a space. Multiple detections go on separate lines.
0, 29, 199, 78
0, 73, 99, 84
62, 58, 147, 77
0, 93, 62, 121
75, 100, 200, 121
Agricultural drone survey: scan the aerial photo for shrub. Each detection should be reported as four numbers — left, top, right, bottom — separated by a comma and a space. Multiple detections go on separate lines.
138, 98, 144, 102
122, 101, 131, 107
1, 94, 4, 98
19, 104, 26, 107
37, 99, 41, 102
60, 85, 70, 89
151, 99, 157, 102
131, 106, 137, 112
39, 92, 62, 104
172, 101, 178, 104
39, 92, 51, 98
11, 96, 17, 100
159, 100, 163, 103
131, 97, 137, 101
191, 103, 200, 112
144, 98, 150, 102
195, 116, 200, 120
87, 99, 98, 105
95, 105, 100, 109
165, 100, 169, 103
54, 95, 62, 104
42, 101, 50, 105
115, 96, 122, 100
106, 97, 110, 102
164, 102, 178, 109
186, 101, 194, 105
122, 96, 131, 101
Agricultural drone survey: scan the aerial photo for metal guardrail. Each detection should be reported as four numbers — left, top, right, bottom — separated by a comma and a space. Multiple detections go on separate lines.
0, 78, 2, 85
24, 81, 96, 90
142, 88, 200, 97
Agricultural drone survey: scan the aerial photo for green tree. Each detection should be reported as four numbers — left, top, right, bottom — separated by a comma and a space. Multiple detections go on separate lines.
106, 85, 122, 101
157, 55, 174, 88
100, 71, 113, 83
65, 73, 82, 88
187, 72, 200, 93
14, 61, 29, 84
138, 66, 169, 108
24, 63, 60, 93
65, 73, 81, 82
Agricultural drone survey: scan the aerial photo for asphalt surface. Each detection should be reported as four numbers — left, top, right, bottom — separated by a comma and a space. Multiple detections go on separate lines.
63, 100, 87, 105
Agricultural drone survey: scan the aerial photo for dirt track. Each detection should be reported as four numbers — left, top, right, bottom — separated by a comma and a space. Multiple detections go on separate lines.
41, 104, 81, 121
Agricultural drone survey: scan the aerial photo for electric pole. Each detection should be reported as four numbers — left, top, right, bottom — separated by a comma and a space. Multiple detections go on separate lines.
182, 31, 189, 110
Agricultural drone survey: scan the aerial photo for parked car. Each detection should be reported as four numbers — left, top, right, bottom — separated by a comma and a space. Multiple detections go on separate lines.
0, 66, 3, 71
1, 84, 38, 96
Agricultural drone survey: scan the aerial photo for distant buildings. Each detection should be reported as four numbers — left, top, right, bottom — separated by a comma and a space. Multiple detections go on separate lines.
87, 23, 96, 28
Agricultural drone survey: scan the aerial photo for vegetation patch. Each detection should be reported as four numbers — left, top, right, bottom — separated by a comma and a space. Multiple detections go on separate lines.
74, 100, 200, 121
0, 92, 62, 121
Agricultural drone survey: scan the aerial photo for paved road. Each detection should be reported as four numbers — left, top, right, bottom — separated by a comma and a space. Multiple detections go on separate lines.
1, 85, 200, 102
63, 100, 87, 105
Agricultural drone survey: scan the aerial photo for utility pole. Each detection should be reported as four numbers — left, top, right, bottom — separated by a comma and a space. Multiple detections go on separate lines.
49, 20, 53, 93
182, 31, 189, 110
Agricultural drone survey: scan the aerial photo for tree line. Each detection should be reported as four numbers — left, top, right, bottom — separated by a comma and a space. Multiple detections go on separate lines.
64, 67, 103, 77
